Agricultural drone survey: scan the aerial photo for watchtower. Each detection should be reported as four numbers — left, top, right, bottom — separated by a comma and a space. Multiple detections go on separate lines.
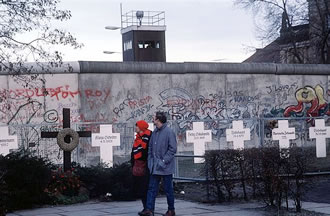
121, 10, 166, 62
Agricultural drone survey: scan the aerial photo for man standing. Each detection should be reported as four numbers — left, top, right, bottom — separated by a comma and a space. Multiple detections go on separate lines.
140, 112, 177, 216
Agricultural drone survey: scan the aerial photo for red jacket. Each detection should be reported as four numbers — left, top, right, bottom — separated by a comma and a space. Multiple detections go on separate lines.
131, 129, 152, 163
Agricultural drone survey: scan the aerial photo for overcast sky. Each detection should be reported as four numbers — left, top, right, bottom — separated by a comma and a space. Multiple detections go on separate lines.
55, 0, 259, 63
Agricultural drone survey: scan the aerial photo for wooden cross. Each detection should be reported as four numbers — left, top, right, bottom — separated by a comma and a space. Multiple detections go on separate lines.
41, 108, 91, 171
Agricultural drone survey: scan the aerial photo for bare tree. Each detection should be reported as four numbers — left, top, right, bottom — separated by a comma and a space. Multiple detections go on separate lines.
235, 0, 330, 64
0, 0, 82, 73
309, 0, 330, 63
0, 0, 83, 129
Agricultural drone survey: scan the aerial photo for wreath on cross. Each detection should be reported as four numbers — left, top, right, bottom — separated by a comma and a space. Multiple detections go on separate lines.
57, 128, 79, 151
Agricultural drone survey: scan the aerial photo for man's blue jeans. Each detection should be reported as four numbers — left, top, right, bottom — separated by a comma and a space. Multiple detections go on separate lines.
146, 174, 175, 211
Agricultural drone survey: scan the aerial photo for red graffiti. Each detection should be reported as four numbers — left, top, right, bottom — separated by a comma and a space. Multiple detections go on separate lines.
128, 96, 152, 109
1, 86, 111, 101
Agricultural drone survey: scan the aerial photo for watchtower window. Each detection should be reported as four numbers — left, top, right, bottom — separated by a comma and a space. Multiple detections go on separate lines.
138, 41, 144, 49
138, 41, 160, 49
145, 41, 155, 48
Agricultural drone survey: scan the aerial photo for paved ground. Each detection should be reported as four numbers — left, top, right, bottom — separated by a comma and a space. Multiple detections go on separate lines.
303, 178, 330, 204
6, 197, 330, 216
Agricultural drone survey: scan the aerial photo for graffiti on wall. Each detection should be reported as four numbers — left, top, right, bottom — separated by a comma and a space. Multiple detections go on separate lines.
1, 73, 330, 166
284, 85, 330, 118
9, 82, 327, 128
1, 85, 110, 101
0, 85, 111, 124
264, 84, 330, 120
113, 94, 154, 122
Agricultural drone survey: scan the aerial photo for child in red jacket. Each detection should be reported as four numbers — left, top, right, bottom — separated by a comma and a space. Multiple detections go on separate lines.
131, 120, 152, 215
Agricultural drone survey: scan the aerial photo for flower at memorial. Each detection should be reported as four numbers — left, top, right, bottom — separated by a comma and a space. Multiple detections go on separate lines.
46, 168, 83, 197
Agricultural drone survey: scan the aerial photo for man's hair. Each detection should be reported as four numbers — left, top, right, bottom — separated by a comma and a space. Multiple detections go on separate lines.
155, 111, 167, 124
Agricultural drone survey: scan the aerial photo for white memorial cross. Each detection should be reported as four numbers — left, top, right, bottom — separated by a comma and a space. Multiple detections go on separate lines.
0, 126, 18, 156
186, 122, 212, 163
309, 119, 330, 158
226, 121, 251, 149
272, 120, 295, 149
92, 125, 120, 167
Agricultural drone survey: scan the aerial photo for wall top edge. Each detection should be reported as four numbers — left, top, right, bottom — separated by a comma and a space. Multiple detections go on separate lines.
78, 61, 330, 75
0, 61, 329, 75
0, 61, 80, 75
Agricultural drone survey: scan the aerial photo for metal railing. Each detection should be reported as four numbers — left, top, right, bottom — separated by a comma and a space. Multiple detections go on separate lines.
121, 10, 165, 28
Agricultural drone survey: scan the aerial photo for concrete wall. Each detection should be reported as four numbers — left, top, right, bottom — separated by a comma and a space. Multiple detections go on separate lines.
0, 61, 329, 166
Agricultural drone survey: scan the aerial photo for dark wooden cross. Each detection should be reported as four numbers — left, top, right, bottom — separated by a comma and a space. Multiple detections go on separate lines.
41, 108, 91, 171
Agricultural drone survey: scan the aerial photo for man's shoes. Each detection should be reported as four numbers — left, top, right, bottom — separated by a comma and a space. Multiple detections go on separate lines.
163, 210, 176, 216
139, 209, 154, 216
138, 209, 145, 216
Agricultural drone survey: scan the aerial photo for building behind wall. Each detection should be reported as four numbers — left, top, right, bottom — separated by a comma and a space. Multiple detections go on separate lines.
308, 0, 330, 63
244, 0, 330, 64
